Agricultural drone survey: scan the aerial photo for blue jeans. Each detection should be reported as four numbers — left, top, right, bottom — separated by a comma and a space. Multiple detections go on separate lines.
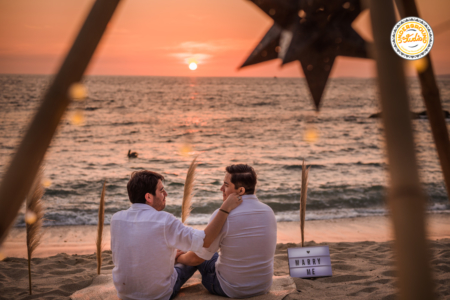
170, 263, 197, 299
170, 253, 228, 299
196, 253, 228, 298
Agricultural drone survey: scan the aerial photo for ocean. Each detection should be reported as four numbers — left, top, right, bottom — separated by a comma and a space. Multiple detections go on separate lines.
1, 74, 449, 227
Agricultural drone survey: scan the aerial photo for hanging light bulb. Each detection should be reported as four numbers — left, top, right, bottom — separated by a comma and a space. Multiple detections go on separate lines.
179, 143, 193, 157
69, 83, 87, 101
410, 58, 428, 73
25, 210, 37, 225
71, 110, 85, 126
42, 178, 52, 188
304, 126, 319, 143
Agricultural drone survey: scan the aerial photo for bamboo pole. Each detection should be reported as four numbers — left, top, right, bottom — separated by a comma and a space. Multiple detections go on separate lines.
395, 0, 450, 205
0, 0, 121, 245
369, 0, 434, 299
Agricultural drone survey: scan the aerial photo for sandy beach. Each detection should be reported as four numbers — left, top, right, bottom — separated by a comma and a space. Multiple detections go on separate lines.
1, 213, 449, 299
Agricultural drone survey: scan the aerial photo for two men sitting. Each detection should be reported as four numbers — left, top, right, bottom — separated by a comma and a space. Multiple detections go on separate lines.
111, 164, 277, 299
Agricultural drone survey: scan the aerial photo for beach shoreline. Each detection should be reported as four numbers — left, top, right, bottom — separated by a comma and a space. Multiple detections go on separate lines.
3, 213, 450, 258
1, 213, 449, 299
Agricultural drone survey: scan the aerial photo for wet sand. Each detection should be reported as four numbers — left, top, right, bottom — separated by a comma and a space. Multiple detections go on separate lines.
3, 213, 450, 258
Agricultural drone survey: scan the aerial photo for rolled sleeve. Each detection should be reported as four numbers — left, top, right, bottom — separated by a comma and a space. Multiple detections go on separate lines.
194, 246, 216, 260
190, 229, 206, 252
164, 213, 207, 252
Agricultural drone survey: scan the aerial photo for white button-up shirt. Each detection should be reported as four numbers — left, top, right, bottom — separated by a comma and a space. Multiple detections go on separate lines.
111, 203, 205, 300
194, 194, 277, 298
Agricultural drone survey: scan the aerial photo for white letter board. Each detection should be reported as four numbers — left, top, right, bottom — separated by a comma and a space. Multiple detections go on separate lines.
287, 245, 332, 278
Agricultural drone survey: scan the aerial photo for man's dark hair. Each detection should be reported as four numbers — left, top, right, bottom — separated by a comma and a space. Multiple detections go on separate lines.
225, 164, 257, 195
127, 170, 165, 204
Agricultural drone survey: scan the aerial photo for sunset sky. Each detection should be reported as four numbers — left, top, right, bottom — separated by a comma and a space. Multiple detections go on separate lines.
0, 0, 449, 77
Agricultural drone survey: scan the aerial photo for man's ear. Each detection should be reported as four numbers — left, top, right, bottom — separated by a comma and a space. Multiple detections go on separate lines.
145, 193, 154, 206
238, 187, 245, 195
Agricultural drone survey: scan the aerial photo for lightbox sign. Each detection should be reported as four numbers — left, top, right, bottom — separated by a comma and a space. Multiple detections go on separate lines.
287, 246, 332, 278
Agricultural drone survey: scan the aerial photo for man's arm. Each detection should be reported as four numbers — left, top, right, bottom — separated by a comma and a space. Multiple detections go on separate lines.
177, 251, 205, 266
202, 193, 241, 247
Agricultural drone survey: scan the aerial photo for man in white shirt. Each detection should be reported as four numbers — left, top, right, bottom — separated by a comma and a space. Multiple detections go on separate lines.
111, 170, 242, 300
176, 164, 277, 298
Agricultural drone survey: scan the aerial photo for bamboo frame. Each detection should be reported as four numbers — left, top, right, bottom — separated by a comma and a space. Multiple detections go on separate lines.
369, 0, 434, 299
395, 0, 450, 204
0, 0, 121, 245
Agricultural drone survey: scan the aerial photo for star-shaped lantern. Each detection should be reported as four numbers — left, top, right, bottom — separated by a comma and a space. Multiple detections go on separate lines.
241, 0, 369, 110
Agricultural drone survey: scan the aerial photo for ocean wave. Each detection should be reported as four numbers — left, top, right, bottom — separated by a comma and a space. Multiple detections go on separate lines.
84, 107, 99, 111
4, 75, 449, 228
333, 162, 385, 167
251, 101, 279, 106
13, 207, 450, 227
283, 164, 326, 170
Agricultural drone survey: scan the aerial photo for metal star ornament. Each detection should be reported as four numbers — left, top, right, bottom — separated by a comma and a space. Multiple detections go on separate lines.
241, 0, 369, 110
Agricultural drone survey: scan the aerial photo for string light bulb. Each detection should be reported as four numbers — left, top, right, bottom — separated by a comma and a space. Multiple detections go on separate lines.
304, 126, 319, 143
43, 178, 52, 188
71, 110, 85, 126
25, 210, 37, 225
179, 144, 193, 157
410, 57, 428, 73
69, 83, 87, 101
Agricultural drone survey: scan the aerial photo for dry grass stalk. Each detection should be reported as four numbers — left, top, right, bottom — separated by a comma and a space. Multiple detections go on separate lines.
96, 181, 106, 275
300, 160, 311, 247
182, 156, 199, 224
26, 169, 45, 295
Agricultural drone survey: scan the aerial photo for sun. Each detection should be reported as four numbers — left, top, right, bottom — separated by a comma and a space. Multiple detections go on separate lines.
189, 62, 197, 70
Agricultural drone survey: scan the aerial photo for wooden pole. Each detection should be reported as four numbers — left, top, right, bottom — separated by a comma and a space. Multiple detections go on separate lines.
369, 0, 434, 299
0, 0, 121, 245
395, 0, 450, 204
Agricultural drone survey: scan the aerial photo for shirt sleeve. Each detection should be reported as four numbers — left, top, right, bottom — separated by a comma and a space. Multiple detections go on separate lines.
163, 213, 205, 252
194, 209, 227, 260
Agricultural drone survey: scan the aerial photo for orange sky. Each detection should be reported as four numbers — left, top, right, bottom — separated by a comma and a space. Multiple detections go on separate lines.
0, 0, 449, 77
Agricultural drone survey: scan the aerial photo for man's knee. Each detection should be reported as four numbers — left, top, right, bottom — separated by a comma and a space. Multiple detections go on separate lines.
197, 252, 219, 275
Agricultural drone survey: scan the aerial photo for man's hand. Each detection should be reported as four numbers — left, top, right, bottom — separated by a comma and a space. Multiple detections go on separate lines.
220, 193, 242, 213
203, 193, 242, 247
175, 249, 185, 261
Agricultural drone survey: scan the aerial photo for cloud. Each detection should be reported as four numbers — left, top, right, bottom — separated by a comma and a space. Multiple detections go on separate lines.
166, 39, 249, 64
170, 52, 212, 64
166, 41, 221, 64
177, 41, 226, 52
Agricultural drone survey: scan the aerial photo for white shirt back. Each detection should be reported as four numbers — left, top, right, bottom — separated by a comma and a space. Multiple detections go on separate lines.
195, 194, 277, 298
111, 203, 205, 300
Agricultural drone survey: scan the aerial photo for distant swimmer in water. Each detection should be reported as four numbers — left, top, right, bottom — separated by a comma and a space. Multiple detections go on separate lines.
128, 150, 138, 158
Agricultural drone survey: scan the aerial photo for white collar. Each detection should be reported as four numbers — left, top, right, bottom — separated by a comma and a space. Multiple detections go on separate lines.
241, 194, 258, 201
130, 203, 154, 211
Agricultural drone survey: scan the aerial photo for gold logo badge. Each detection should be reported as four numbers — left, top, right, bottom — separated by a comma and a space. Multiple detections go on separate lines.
391, 17, 433, 60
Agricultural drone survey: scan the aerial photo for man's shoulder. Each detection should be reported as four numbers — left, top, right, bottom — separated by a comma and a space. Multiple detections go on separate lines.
153, 210, 181, 226
158, 210, 176, 220
244, 197, 275, 213
260, 201, 276, 215
111, 205, 169, 222
111, 209, 128, 221
231, 197, 276, 222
